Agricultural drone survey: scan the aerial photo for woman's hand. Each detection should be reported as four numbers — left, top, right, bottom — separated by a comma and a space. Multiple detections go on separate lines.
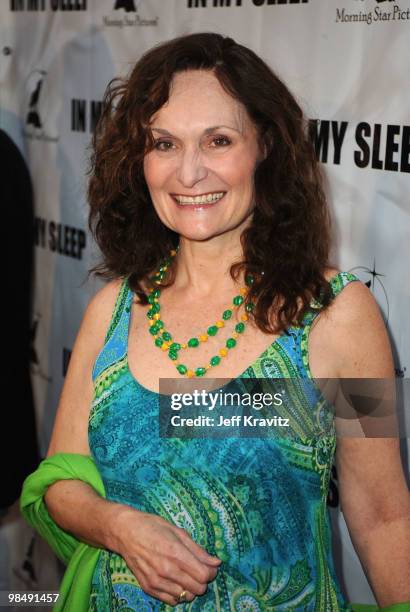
113, 506, 222, 606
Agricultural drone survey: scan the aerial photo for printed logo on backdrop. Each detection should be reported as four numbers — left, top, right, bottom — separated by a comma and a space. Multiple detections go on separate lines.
10, 0, 87, 11
187, 1, 308, 7
30, 315, 52, 382
63, 348, 72, 376
71, 98, 103, 133
34, 216, 87, 260
103, 0, 158, 27
309, 120, 410, 173
336, 0, 410, 25
23, 70, 59, 142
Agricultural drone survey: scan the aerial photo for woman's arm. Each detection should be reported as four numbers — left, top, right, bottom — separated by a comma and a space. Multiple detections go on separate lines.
44, 277, 128, 550
43, 279, 221, 605
328, 281, 410, 605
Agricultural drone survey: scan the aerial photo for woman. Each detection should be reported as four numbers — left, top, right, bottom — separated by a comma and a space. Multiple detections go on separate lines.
21, 33, 410, 610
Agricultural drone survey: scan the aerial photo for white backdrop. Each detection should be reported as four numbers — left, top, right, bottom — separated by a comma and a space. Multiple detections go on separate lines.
1, 0, 409, 606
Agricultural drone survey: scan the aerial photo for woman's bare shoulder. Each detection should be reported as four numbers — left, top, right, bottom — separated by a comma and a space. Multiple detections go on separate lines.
317, 267, 393, 377
321, 266, 374, 322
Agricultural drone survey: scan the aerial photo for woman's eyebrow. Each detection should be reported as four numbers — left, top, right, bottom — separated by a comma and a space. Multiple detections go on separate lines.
151, 125, 242, 136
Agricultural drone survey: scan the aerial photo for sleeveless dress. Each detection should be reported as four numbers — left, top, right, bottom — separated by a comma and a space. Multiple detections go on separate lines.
88, 271, 360, 611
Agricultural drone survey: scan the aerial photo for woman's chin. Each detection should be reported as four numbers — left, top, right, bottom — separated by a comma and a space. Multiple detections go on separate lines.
175, 225, 224, 242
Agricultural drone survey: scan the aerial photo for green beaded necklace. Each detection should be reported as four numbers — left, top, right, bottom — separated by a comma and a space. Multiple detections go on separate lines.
146, 246, 255, 378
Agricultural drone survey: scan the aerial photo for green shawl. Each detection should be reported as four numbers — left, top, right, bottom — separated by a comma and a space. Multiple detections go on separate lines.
19, 452, 409, 612
19, 453, 105, 612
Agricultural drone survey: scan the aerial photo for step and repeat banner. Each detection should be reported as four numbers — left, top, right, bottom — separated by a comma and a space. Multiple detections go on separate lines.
1, 0, 409, 605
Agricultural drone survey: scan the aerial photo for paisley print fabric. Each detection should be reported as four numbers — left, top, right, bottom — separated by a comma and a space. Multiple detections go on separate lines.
88, 272, 360, 611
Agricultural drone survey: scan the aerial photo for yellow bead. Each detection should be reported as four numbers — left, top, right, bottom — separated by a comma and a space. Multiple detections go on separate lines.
153, 313, 160, 320
239, 287, 248, 295
199, 334, 208, 342
149, 320, 156, 326
170, 249, 177, 256
174, 361, 179, 366
216, 321, 224, 328
181, 343, 187, 349
161, 343, 169, 351
219, 348, 228, 357
241, 314, 249, 322
153, 298, 158, 302
205, 364, 211, 370
187, 370, 195, 378
232, 332, 239, 339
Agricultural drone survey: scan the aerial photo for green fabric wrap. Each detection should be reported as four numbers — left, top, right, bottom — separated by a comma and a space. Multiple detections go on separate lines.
19, 453, 106, 612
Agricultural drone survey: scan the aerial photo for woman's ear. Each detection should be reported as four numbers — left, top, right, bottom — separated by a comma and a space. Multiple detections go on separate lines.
258, 134, 272, 163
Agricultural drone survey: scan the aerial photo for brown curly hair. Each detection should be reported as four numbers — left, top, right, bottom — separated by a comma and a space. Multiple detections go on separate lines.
87, 31, 334, 334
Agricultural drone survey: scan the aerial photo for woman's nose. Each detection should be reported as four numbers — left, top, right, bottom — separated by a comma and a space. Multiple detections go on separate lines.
176, 148, 208, 187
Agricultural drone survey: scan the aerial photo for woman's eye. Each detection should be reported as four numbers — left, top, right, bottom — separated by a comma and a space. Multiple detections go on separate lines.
211, 136, 231, 147
153, 140, 174, 151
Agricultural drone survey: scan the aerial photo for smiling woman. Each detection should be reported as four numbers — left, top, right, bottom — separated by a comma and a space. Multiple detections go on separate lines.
20, 31, 410, 612
143, 69, 263, 243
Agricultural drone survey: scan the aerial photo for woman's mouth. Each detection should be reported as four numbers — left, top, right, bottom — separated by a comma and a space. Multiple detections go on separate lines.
171, 191, 226, 209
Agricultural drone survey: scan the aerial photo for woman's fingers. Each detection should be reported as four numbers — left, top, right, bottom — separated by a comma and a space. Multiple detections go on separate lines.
145, 545, 215, 595
174, 526, 222, 566
155, 560, 211, 597
118, 512, 222, 605
150, 588, 196, 607
147, 577, 198, 603
135, 561, 198, 605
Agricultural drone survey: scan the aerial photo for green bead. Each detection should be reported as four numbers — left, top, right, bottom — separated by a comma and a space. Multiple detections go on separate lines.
245, 302, 254, 312
177, 364, 188, 375
155, 337, 164, 347
207, 325, 218, 336
162, 331, 172, 341
168, 350, 178, 360
188, 337, 199, 348
151, 302, 160, 313
233, 295, 244, 306
152, 288, 161, 297
222, 309, 232, 320
226, 338, 237, 349
148, 295, 156, 304
210, 356, 221, 366
155, 319, 164, 329
235, 322, 245, 333
195, 367, 206, 377
147, 309, 155, 320
149, 325, 159, 335
245, 274, 254, 286
170, 342, 181, 351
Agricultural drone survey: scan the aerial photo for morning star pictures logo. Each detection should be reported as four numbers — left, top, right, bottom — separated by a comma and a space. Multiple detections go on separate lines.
102, 0, 158, 27
23, 70, 59, 142
336, 0, 410, 25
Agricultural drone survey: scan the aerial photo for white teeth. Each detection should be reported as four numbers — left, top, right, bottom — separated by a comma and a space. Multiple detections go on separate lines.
173, 192, 225, 204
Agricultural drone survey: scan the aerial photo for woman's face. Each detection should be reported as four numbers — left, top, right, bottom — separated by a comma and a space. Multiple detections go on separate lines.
143, 70, 264, 242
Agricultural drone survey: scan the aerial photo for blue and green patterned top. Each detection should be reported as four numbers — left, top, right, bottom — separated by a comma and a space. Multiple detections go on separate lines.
88, 271, 360, 611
